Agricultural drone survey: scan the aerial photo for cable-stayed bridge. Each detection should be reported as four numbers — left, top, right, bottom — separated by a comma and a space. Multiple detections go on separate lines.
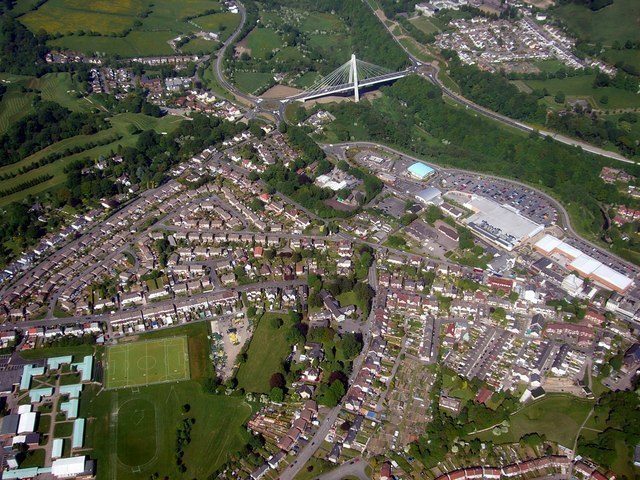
291, 54, 411, 103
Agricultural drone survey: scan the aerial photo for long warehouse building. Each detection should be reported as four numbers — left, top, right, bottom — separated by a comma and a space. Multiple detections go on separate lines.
534, 234, 634, 294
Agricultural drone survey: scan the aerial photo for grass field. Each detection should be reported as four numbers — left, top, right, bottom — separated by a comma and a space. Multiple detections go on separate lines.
233, 71, 274, 94
246, 27, 281, 60
236, 312, 292, 393
470, 394, 594, 446
410, 16, 441, 35
180, 37, 219, 55
552, 0, 640, 48
82, 381, 254, 479
300, 12, 343, 32
194, 12, 240, 40
525, 75, 640, 110
80, 323, 253, 479
0, 89, 36, 133
20, 0, 146, 35
47, 31, 176, 57
105, 336, 190, 389
0, 72, 93, 133
23, 0, 239, 57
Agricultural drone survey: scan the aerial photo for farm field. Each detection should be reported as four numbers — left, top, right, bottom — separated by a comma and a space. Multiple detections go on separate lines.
246, 28, 282, 60
194, 11, 240, 40
180, 37, 219, 55
233, 71, 274, 95
19, 0, 146, 35
105, 336, 190, 389
21, 0, 239, 58
552, 0, 640, 47
409, 15, 441, 35
47, 31, 176, 57
236, 312, 292, 393
81, 381, 254, 480
470, 394, 594, 446
525, 75, 640, 110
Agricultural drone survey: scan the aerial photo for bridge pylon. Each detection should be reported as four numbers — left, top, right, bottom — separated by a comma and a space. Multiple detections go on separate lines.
350, 54, 360, 102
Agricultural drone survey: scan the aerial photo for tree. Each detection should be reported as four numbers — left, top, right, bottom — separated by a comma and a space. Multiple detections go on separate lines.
269, 373, 285, 389
270, 387, 284, 402
269, 316, 283, 329
340, 333, 361, 359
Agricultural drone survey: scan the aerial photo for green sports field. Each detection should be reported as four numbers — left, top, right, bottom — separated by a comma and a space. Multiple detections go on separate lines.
105, 336, 190, 389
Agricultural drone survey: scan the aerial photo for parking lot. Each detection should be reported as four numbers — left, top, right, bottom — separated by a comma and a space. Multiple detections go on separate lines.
434, 172, 558, 226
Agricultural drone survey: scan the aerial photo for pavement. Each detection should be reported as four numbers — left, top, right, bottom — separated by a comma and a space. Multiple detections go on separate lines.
314, 458, 370, 480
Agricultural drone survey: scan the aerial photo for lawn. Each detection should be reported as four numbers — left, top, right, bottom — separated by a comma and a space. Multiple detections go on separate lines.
470, 394, 594, 446
236, 312, 293, 393
105, 336, 190, 389
19, 344, 98, 361
81, 381, 254, 480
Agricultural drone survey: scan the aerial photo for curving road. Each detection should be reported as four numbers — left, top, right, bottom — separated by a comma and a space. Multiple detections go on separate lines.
212, 1, 259, 106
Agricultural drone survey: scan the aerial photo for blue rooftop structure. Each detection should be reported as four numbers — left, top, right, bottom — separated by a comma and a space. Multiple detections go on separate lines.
28, 387, 53, 403
2, 467, 51, 479
407, 162, 435, 180
71, 356, 93, 382
60, 399, 79, 419
72, 418, 85, 449
19, 365, 45, 391
59, 384, 83, 399
47, 356, 73, 370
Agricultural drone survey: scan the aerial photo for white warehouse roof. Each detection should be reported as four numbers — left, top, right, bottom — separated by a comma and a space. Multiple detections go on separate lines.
51, 456, 87, 478
17, 412, 36, 434
534, 234, 562, 254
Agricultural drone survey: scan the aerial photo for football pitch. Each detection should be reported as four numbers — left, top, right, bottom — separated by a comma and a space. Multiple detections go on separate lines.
105, 336, 190, 389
